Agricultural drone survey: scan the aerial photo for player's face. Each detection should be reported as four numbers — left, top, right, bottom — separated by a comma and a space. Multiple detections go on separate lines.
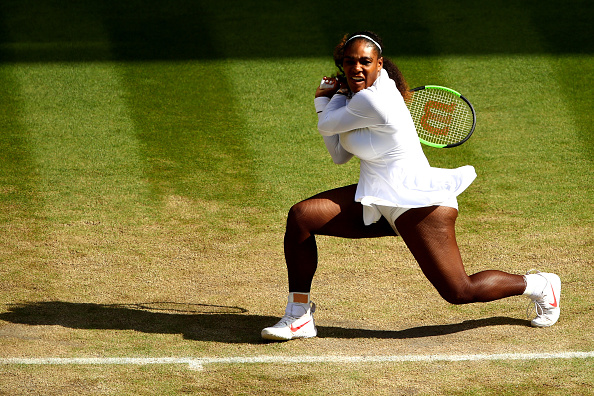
342, 40, 383, 94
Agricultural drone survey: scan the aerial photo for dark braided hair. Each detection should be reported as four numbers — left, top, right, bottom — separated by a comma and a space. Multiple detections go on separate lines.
333, 31, 410, 101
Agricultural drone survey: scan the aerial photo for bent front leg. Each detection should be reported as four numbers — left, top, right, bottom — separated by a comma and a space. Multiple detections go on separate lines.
284, 184, 395, 292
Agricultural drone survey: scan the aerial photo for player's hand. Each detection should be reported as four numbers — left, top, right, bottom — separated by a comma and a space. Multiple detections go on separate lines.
315, 77, 339, 98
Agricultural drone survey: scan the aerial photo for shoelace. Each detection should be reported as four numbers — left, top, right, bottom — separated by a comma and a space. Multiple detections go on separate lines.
275, 315, 299, 327
526, 299, 547, 321
525, 269, 549, 320
273, 303, 316, 328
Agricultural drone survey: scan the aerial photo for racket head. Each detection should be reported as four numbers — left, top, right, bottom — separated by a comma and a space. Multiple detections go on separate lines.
405, 85, 476, 148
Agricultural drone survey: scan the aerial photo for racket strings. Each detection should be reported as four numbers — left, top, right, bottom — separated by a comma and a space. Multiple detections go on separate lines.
407, 89, 474, 146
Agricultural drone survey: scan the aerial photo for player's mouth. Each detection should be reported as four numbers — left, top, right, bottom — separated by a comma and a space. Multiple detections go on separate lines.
349, 75, 366, 92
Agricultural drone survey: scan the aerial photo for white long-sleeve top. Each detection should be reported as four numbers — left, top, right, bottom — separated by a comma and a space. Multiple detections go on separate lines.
314, 70, 476, 226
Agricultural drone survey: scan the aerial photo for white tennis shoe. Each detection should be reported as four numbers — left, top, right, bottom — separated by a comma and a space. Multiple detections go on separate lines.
526, 270, 561, 327
261, 302, 317, 341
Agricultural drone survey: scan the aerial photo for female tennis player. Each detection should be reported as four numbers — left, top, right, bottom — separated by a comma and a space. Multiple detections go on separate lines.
261, 31, 561, 341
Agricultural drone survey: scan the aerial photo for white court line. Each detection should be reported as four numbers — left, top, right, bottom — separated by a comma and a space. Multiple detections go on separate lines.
2, 352, 593, 371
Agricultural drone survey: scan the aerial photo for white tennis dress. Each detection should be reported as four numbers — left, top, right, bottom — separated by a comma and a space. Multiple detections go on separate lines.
314, 70, 477, 226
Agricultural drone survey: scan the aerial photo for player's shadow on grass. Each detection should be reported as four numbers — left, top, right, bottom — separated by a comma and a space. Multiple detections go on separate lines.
0, 301, 529, 343
318, 317, 530, 340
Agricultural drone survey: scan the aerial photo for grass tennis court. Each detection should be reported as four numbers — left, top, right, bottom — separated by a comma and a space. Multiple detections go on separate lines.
1, 0, 592, 394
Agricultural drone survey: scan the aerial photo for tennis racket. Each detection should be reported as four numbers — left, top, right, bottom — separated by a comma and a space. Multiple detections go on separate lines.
405, 85, 476, 148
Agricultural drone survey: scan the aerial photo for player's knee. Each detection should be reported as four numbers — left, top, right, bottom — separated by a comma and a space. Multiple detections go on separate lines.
287, 202, 306, 224
286, 201, 314, 234
439, 283, 475, 305
443, 294, 473, 305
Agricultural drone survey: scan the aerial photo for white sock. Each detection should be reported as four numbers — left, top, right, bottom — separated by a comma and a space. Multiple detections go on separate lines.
523, 273, 547, 298
286, 292, 311, 317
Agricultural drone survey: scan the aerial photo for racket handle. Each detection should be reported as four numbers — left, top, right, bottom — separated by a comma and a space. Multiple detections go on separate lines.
319, 77, 337, 89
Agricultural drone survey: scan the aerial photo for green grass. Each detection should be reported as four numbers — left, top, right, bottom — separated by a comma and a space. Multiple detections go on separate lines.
0, 0, 593, 394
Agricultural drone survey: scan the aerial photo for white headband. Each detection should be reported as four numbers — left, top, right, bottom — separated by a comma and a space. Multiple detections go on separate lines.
345, 35, 382, 53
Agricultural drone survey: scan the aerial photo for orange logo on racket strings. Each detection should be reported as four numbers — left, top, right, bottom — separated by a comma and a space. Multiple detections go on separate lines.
420, 101, 457, 136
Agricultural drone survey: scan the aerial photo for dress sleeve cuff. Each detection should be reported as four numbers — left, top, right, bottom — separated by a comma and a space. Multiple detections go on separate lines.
314, 96, 331, 113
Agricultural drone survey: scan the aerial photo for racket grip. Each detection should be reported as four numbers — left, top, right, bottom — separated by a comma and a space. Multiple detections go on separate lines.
319, 77, 337, 89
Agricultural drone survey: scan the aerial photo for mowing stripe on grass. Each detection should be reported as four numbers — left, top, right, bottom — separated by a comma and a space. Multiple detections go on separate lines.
4, 1, 159, 224
2, 351, 593, 371
11, 62, 150, 223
